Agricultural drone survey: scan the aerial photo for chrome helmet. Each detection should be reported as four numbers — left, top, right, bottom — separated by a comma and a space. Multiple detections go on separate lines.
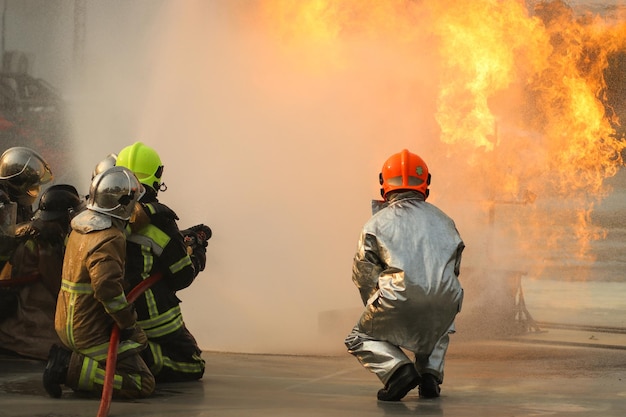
86, 166, 145, 220
91, 153, 118, 180
0, 147, 53, 204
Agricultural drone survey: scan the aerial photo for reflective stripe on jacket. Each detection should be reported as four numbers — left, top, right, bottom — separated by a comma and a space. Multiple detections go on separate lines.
125, 201, 196, 338
55, 226, 135, 351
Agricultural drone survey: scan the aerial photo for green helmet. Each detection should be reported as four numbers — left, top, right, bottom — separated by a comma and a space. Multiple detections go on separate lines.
116, 142, 164, 193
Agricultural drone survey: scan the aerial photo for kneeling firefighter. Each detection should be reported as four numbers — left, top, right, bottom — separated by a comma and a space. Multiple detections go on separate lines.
0, 184, 83, 360
44, 166, 154, 399
116, 142, 210, 383
0, 146, 53, 318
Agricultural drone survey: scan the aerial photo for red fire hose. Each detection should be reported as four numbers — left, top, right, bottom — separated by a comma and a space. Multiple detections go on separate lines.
96, 272, 162, 417
0, 273, 39, 286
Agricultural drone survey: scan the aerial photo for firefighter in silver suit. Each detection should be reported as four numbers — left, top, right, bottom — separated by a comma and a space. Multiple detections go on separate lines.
345, 149, 464, 402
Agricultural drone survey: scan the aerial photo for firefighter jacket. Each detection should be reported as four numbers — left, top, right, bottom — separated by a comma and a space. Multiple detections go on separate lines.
352, 191, 464, 355
0, 186, 33, 272
0, 187, 31, 318
0, 188, 13, 267
0, 219, 66, 359
124, 199, 197, 340
0, 184, 34, 224
55, 210, 137, 353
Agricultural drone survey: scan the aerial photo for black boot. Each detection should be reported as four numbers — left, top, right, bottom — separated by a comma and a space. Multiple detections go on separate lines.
43, 344, 71, 398
418, 372, 441, 398
377, 363, 421, 401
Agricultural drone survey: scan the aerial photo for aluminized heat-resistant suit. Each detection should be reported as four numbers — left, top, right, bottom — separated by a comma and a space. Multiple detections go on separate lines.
345, 191, 464, 386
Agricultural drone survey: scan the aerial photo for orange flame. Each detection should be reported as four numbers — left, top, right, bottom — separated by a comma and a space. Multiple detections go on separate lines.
258, 0, 626, 277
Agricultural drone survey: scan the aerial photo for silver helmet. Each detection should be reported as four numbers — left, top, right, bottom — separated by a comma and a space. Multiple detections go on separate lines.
0, 147, 53, 200
86, 166, 145, 220
91, 153, 117, 180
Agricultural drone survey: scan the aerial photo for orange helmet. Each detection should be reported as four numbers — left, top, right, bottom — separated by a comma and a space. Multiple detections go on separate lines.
379, 149, 430, 199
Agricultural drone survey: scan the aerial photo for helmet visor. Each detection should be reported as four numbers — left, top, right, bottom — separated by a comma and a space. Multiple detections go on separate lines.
387, 176, 424, 187
39, 166, 53, 185
26, 184, 41, 198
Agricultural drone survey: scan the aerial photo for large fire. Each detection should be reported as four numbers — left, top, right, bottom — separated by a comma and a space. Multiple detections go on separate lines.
257, 0, 626, 279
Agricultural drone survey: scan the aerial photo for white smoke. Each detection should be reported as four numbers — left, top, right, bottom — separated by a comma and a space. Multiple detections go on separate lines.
8, 0, 626, 353
66, 1, 443, 354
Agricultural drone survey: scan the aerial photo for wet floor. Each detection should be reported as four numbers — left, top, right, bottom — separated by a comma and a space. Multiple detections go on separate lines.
1, 330, 626, 417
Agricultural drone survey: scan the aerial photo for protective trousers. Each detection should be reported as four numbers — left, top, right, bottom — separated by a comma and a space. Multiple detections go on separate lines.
345, 323, 453, 385
142, 325, 205, 382
65, 347, 155, 399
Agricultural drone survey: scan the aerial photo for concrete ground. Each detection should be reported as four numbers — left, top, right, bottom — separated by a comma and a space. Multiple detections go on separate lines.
1, 329, 625, 417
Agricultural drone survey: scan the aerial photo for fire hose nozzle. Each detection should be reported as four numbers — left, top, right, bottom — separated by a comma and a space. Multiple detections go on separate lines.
182, 224, 212, 249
